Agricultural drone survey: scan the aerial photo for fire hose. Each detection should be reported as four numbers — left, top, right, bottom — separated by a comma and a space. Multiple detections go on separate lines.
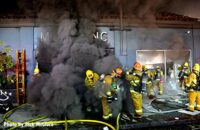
3, 104, 117, 130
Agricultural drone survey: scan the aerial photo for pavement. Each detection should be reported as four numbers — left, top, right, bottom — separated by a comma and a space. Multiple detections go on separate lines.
1, 80, 200, 130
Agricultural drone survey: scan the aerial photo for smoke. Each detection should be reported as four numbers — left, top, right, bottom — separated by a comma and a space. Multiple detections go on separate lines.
28, 0, 122, 119
94, 55, 122, 74
17, 0, 200, 21
132, 28, 189, 50
166, 0, 200, 19
21, 0, 200, 119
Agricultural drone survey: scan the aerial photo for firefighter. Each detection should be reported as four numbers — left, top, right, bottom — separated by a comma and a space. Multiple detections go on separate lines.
111, 67, 124, 102
178, 62, 190, 90
84, 70, 99, 112
111, 67, 123, 89
32, 62, 41, 81
126, 62, 143, 118
101, 75, 114, 120
185, 63, 200, 112
153, 66, 164, 95
142, 65, 154, 98
85, 70, 99, 89
34, 63, 40, 76
101, 67, 123, 120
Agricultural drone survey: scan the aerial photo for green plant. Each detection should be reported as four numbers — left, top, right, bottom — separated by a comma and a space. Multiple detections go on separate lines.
0, 41, 14, 72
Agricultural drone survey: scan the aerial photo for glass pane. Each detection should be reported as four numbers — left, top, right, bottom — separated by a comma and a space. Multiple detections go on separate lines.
136, 50, 191, 95
136, 50, 165, 70
166, 50, 191, 93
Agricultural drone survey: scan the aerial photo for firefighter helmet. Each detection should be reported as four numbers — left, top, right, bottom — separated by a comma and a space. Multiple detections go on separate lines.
34, 67, 40, 75
183, 62, 189, 68
86, 70, 94, 79
113, 67, 123, 77
34, 62, 40, 75
192, 63, 200, 72
143, 65, 148, 71
104, 75, 112, 85
133, 62, 142, 71
156, 66, 161, 70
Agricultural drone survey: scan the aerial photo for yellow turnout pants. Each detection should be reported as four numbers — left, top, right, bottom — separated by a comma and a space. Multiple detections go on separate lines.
146, 82, 154, 96
130, 90, 143, 116
188, 90, 200, 111
102, 97, 111, 119
154, 79, 163, 95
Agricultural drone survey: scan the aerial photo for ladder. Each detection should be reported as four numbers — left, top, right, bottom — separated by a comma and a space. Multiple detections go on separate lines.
16, 49, 26, 105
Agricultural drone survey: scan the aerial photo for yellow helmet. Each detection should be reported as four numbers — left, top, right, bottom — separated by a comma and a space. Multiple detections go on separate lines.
156, 66, 161, 70
183, 62, 189, 67
192, 63, 200, 72
34, 67, 40, 75
86, 70, 94, 79
104, 75, 112, 85
143, 65, 148, 71
34, 62, 40, 75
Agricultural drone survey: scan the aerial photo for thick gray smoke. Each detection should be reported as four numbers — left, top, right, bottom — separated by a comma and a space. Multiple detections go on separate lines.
28, 0, 122, 119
